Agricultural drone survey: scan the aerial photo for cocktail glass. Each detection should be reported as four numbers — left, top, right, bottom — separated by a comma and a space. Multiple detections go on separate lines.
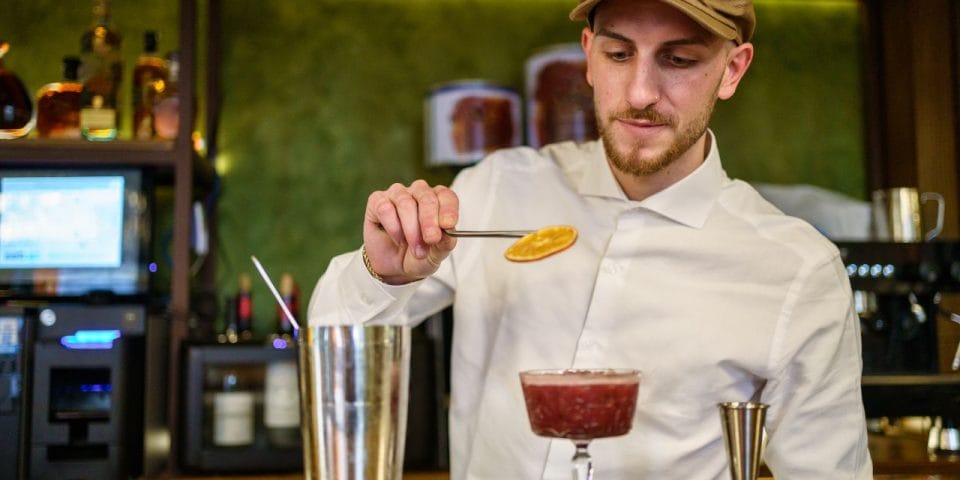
519, 369, 641, 480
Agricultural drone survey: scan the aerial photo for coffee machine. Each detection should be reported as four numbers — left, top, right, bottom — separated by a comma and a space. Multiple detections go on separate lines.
26, 303, 146, 479
838, 241, 960, 430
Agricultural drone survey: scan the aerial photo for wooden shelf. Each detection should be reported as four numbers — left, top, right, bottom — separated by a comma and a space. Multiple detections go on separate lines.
0, 138, 182, 166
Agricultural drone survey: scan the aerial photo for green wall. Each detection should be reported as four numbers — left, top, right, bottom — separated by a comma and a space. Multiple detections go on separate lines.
1, 0, 865, 335
713, 1, 865, 194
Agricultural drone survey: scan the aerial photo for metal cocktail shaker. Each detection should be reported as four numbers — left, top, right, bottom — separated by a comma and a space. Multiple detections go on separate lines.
718, 402, 768, 480
297, 324, 411, 480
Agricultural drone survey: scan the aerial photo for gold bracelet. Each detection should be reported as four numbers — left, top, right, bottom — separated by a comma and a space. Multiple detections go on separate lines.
361, 245, 384, 283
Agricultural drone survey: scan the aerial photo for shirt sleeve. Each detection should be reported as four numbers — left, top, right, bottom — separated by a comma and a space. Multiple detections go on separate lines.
306, 248, 455, 327
760, 253, 873, 479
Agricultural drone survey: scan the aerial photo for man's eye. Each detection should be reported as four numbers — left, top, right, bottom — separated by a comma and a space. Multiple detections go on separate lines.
605, 50, 632, 62
662, 54, 697, 67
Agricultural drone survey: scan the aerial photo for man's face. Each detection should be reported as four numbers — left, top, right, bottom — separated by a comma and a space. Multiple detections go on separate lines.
582, 0, 746, 180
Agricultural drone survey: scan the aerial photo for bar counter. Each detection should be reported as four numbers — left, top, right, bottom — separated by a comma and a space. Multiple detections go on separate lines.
160, 431, 960, 479
166, 474, 956, 480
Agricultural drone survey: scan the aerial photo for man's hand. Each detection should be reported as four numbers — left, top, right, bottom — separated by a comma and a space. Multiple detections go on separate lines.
362, 179, 459, 285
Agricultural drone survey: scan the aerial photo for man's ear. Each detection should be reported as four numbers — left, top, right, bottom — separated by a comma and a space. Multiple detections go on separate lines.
581, 26, 594, 87
717, 42, 754, 100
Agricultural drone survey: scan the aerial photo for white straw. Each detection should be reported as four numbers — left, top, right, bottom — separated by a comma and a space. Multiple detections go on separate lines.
250, 255, 301, 331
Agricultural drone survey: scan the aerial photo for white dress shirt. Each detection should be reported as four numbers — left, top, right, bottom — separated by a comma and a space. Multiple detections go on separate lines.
307, 132, 873, 479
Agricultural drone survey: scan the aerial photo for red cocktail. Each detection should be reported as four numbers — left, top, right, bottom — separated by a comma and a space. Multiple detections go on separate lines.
520, 369, 641, 480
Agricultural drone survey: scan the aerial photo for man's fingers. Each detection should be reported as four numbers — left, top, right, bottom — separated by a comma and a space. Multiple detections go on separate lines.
435, 185, 459, 230
386, 184, 426, 258
414, 186, 442, 244
366, 190, 405, 246
366, 180, 458, 269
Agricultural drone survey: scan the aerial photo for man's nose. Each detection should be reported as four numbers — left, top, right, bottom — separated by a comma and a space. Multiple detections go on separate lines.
625, 61, 662, 109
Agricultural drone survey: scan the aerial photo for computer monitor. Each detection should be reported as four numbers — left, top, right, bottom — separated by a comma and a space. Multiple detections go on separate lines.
0, 168, 150, 298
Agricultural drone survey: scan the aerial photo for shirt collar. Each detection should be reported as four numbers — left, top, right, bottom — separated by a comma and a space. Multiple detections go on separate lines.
578, 130, 728, 229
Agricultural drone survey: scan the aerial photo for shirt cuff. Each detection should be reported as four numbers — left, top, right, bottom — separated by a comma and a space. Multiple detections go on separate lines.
332, 249, 421, 324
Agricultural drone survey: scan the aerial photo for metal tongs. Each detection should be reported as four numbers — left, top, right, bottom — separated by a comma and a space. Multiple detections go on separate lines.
443, 228, 532, 238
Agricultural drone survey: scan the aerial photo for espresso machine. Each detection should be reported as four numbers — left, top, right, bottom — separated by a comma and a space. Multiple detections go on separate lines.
840, 241, 953, 374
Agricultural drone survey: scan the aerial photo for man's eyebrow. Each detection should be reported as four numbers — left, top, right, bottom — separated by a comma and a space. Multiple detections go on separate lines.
594, 27, 713, 48
595, 27, 634, 44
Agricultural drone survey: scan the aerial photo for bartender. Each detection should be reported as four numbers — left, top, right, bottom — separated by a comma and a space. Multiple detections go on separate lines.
308, 0, 873, 478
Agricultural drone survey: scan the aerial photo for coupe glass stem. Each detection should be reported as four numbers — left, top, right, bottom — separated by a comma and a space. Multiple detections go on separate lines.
571, 440, 593, 480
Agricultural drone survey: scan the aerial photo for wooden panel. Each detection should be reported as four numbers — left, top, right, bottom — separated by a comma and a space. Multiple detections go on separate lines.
865, 0, 959, 233
912, 0, 959, 240
874, 0, 918, 189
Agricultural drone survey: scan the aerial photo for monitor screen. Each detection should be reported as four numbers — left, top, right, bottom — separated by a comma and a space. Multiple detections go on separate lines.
0, 168, 149, 298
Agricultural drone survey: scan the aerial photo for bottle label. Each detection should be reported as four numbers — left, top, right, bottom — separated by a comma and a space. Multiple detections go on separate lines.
238, 295, 252, 320
212, 391, 255, 446
264, 361, 300, 428
80, 106, 116, 130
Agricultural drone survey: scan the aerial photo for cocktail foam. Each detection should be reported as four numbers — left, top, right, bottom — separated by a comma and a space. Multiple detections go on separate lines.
520, 369, 640, 386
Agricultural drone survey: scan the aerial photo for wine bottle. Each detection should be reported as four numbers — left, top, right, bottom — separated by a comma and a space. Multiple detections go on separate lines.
218, 296, 238, 344
263, 359, 300, 448
132, 30, 167, 140
212, 369, 254, 447
79, 0, 122, 141
264, 273, 300, 447
36, 57, 83, 139
270, 273, 298, 347
236, 273, 254, 342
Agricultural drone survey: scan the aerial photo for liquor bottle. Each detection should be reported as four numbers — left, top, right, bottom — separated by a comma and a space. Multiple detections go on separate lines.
212, 369, 254, 447
0, 41, 35, 139
236, 273, 254, 341
79, 0, 122, 141
132, 31, 168, 140
153, 51, 180, 140
36, 57, 83, 139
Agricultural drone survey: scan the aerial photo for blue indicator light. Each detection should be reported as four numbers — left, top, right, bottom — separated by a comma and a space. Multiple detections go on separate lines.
79, 383, 112, 393
60, 329, 122, 350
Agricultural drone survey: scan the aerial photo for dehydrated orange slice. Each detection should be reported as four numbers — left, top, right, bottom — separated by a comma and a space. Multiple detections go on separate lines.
504, 225, 578, 262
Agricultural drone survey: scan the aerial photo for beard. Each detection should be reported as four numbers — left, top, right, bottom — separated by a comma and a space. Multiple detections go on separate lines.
599, 96, 717, 178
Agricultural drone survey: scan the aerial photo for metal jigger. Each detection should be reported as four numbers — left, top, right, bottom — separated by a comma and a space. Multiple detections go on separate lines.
718, 402, 768, 480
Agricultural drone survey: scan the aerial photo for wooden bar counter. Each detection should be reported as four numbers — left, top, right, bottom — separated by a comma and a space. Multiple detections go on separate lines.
166, 474, 956, 480
162, 432, 960, 479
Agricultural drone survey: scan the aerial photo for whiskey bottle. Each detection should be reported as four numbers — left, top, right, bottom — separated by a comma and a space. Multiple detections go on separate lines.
79, 0, 122, 141
36, 57, 83, 139
0, 41, 35, 140
132, 31, 168, 140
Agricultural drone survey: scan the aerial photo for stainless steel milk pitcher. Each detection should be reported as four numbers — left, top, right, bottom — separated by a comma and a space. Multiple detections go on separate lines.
871, 187, 944, 242
298, 324, 411, 480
